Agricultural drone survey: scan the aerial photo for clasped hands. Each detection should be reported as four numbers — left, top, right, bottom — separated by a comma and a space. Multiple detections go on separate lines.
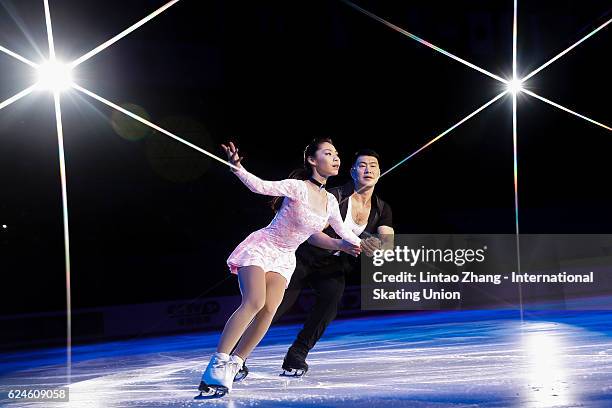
339, 236, 382, 257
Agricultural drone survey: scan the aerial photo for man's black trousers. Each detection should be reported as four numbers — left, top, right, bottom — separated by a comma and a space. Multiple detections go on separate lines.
272, 253, 348, 356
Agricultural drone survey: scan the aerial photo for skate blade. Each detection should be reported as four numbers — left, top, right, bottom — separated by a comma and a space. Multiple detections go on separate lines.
233, 367, 249, 382
194, 382, 228, 399
279, 368, 306, 378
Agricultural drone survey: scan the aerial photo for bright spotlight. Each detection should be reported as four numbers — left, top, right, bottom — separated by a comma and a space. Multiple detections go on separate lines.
36, 61, 73, 91
507, 77, 524, 95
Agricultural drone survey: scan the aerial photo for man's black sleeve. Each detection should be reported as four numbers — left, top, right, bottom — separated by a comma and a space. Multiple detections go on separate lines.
378, 202, 393, 229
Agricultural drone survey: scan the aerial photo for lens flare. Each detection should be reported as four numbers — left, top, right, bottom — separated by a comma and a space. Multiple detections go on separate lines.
507, 78, 524, 95
36, 61, 73, 91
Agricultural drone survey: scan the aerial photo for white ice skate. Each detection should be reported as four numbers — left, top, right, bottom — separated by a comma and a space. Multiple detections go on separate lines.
195, 353, 243, 399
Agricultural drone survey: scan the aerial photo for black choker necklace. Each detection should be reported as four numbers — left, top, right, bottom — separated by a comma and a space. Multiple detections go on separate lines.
308, 178, 326, 190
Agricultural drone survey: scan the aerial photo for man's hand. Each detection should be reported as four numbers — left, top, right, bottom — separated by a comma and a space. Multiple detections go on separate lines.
361, 236, 382, 257
338, 240, 361, 257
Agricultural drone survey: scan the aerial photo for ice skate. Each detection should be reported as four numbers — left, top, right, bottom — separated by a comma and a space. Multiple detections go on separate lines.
234, 360, 249, 382
280, 348, 308, 377
195, 353, 243, 399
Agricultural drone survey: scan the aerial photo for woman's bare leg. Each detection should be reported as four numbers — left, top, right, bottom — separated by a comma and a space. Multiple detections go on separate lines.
216, 266, 266, 354
233, 271, 287, 359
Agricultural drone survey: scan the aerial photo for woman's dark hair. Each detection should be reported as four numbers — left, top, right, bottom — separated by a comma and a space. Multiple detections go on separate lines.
271, 137, 334, 211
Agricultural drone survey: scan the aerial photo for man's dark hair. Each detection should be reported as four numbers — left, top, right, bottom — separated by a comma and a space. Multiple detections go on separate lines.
352, 149, 381, 166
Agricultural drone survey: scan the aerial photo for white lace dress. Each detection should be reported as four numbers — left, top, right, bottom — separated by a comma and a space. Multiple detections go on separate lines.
226, 167, 361, 287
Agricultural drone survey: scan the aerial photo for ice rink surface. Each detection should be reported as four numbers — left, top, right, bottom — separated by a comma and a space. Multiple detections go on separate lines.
1, 308, 611, 407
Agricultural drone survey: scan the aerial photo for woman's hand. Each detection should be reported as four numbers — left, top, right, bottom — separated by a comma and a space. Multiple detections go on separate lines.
339, 239, 361, 257
361, 236, 382, 257
221, 141, 244, 171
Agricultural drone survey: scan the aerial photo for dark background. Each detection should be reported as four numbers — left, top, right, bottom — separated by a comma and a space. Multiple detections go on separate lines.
0, 0, 610, 316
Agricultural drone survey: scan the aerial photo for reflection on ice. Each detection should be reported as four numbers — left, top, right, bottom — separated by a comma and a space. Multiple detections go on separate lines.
522, 323, 571, 407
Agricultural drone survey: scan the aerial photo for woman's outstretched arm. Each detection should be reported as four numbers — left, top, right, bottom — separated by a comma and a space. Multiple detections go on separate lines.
222, 141, 302, 199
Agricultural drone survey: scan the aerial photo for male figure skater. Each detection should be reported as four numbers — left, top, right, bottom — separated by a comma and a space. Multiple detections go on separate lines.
278, 149, 394, 375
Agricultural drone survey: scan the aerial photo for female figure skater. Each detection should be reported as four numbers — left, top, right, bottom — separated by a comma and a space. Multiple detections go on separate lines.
198, 138, 362, 397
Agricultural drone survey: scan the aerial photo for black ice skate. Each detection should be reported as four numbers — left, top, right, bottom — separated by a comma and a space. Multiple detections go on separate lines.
280, 348, 309, 377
